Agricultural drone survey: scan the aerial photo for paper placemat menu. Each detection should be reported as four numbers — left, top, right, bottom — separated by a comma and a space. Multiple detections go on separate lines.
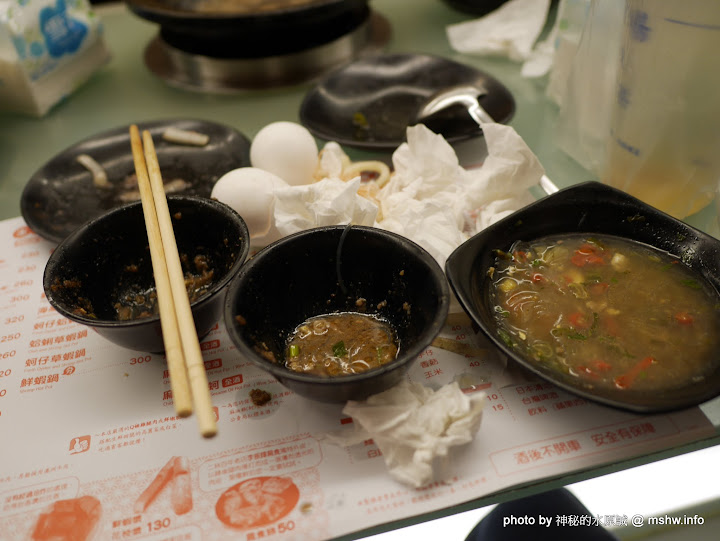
0, 217, 714, 541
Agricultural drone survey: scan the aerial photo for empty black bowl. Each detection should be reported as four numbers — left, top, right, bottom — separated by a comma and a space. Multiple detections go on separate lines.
223, 225, 450, 403
445, 181, 720, 413
44, 195, 250, 353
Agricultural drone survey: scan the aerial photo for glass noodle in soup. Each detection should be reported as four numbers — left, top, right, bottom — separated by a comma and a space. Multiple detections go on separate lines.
487, 234, 720, 392
285, 312, 399, 377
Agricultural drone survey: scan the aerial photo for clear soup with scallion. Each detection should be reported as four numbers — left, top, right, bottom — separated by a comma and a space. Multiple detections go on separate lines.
487, 233, 720, 392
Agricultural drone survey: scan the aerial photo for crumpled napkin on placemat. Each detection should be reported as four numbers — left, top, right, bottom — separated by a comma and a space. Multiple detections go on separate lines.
446, 0, 552, 75
324, 381, 486, 488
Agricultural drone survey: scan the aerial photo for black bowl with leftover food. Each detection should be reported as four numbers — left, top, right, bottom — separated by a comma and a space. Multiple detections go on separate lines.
224, 225, 450, 403
44, 195, 250, 353
445, 181, 720, 413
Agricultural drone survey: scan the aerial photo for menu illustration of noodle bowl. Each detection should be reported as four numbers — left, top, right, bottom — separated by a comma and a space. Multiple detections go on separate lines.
216, 476, 300, 529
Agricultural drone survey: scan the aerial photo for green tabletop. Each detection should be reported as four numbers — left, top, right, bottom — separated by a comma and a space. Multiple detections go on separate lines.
0, 1, 595, 219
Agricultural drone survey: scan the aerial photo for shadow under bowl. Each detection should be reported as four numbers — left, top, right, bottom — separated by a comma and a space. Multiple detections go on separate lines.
445, 181, 720, 413
43, 195, 250, 353
223, 225, 450, 403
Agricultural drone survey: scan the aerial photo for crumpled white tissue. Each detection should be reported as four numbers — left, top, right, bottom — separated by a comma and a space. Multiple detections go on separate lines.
376, 122, 541, 266
446, 0, 551, 65
325, 380, 486, 488
273, 176, 378, 236
269, 121, 541, 268
315, 141, 349, 179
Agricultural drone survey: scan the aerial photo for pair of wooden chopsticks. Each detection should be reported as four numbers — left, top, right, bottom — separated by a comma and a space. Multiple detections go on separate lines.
129, 125, 217, 438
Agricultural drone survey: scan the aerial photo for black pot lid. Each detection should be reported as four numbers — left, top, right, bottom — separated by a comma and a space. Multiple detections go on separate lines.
125, 0, 370, 58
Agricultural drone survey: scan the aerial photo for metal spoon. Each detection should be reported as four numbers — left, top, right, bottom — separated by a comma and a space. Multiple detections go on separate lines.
415, 84, 495, 125
414, 84, 559, 195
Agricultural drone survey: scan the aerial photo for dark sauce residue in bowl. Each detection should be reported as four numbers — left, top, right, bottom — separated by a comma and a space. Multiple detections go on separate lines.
114, 254, 214, 320
487, 233, 720, 392
284, 312, 399, 377
52, 253, 215, 321
49, 278, 95, 318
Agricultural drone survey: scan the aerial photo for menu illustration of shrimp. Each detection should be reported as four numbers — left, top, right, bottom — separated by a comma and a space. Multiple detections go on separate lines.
134, 456, 193, 515
215, 476, 299, 529
170, 457, 193, 515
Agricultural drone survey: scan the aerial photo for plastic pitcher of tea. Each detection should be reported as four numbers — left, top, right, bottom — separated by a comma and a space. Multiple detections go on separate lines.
601, 0, 720, 219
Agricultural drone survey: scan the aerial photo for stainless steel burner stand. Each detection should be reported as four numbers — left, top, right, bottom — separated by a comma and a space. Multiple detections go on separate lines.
143, 12, 391, 93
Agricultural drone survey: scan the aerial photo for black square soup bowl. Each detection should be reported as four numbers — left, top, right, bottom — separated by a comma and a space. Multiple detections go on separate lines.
445, 181, 720, 413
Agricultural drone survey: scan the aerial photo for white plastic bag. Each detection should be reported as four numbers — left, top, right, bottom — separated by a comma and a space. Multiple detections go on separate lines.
600, 0, 720, 218
543, 0, 592, 104
553, 0, 624, 176
554, 0, 720, 218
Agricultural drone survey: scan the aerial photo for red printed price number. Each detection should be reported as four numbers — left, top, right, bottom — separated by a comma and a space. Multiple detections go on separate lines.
487, 393, 506, 412
147, 518, 171, 532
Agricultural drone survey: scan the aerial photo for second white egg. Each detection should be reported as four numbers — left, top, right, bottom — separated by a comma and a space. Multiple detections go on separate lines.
210, 167, 289, 241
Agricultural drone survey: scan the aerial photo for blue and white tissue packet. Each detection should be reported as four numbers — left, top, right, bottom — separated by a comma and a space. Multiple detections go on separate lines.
0, 0, 110, 116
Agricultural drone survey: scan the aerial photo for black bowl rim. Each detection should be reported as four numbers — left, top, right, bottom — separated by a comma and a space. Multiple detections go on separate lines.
445, 181, 720, 413
126, 0, 362, 22
223, 224, 451, 385
43, 195, 250, 329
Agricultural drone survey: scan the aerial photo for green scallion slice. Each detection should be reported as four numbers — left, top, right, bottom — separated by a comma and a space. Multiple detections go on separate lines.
332, 341, 348, 357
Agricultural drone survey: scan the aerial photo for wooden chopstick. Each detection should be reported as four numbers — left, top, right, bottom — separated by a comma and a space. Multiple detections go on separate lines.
129, 125, 217, 438
130, 126, 192, 418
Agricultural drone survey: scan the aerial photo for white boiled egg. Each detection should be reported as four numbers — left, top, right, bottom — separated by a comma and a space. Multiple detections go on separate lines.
211, 167, 288, 242
250, 121, 318, 186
